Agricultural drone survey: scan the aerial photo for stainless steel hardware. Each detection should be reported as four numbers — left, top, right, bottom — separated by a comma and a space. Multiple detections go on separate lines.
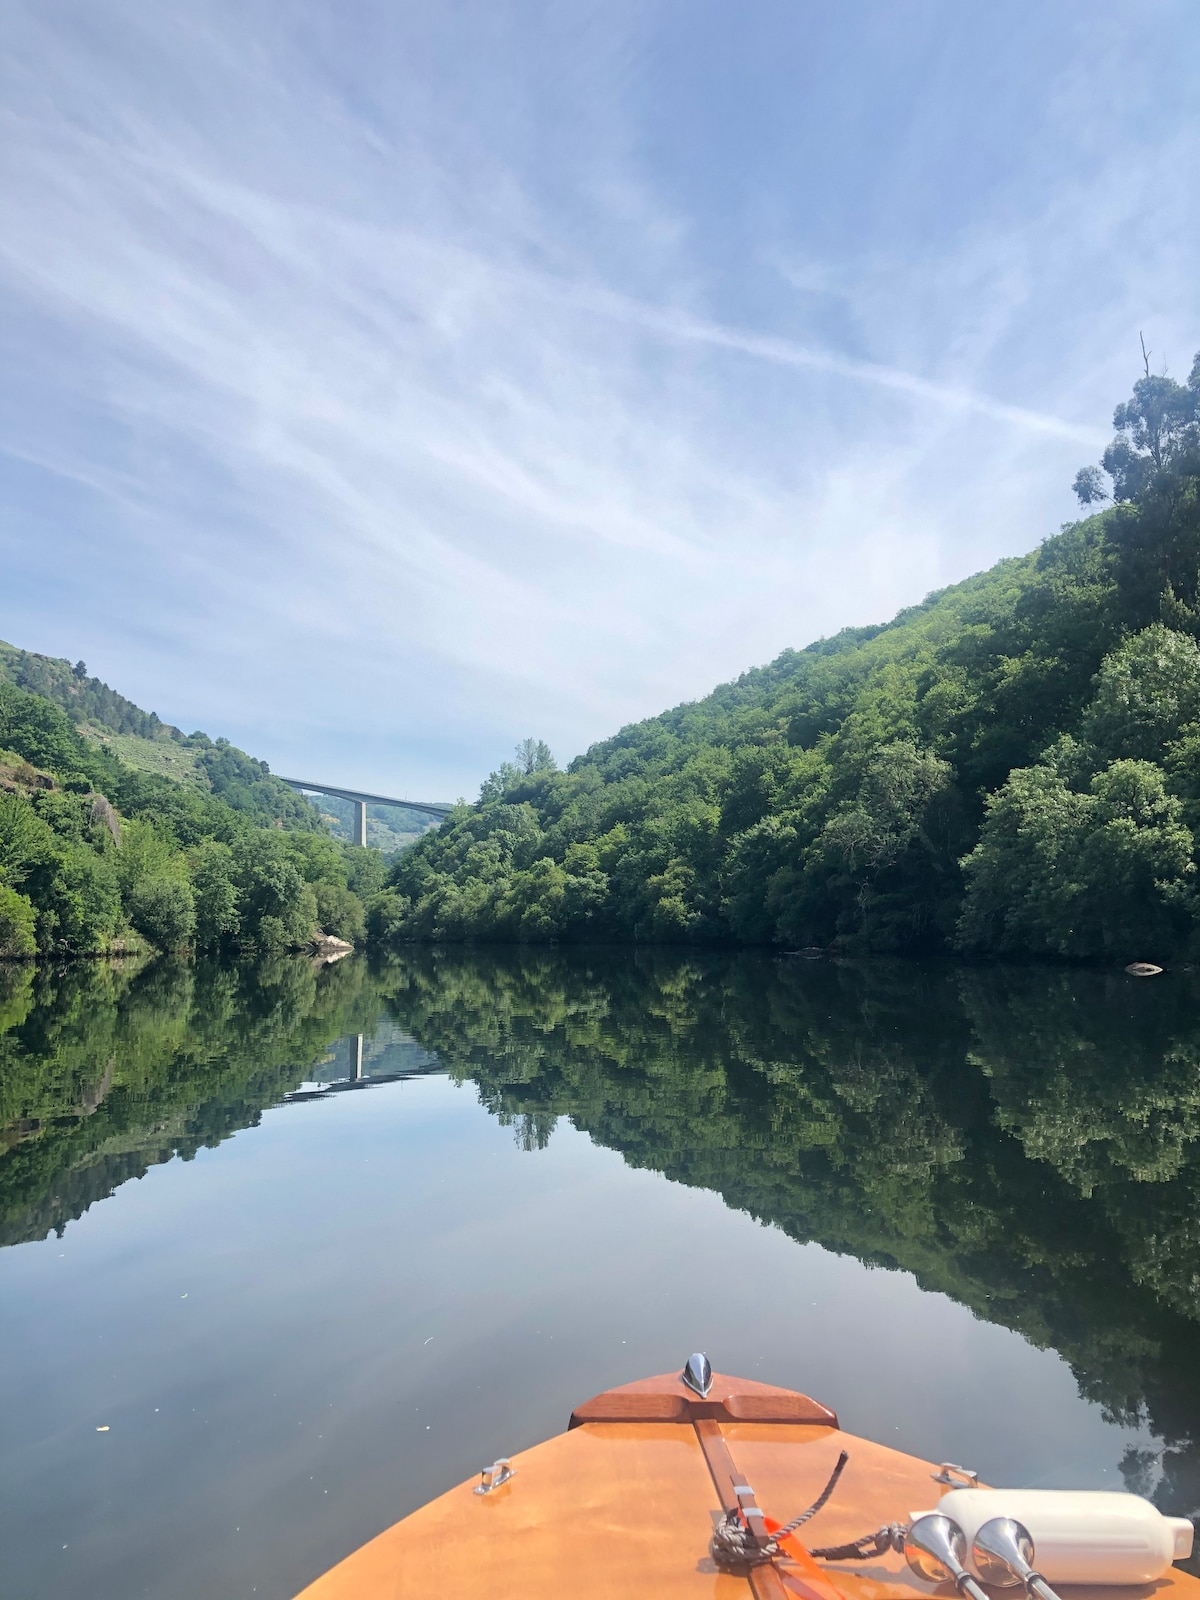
972, 1517, 1063, 1600
906, 1514, 990, 1600
474, 1457, 515, 1495
682, 1352, 713, 1397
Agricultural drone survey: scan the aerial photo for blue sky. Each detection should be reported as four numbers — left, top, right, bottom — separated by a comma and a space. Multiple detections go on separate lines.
2, 1, 1198, 800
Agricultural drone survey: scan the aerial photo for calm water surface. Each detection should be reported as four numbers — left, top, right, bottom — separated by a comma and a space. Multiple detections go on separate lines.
2, 949, 1199, 1598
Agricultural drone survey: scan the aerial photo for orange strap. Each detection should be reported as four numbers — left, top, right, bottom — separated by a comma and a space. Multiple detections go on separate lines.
763, 1516, 851, 1600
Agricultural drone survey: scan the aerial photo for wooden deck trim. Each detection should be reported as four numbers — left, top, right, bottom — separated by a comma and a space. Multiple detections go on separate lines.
569, 1370, 839, 1430
692, 1417, 833, 1600
693, 1416, 743, 1512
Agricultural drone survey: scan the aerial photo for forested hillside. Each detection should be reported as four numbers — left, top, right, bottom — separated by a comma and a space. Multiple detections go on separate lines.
380, 352, 1200, 961
7, 352, 1200, 965
0, 673, 384, 959
0, 639, 173, 739
0, 640, 320, 829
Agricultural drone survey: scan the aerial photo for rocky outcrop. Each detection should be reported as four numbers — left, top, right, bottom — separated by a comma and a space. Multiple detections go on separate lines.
311, 931, 354, 965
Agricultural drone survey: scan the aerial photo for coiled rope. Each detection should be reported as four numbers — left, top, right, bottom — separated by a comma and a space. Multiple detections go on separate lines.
710, 1450, 850, 1570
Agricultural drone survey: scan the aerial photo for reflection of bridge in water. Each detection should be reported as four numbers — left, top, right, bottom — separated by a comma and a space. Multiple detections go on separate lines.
279, 778, 453, 847
283, 1024, 442, 1104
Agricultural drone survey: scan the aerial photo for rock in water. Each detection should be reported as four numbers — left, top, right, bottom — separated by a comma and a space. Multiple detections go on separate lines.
311, 932, 354, 964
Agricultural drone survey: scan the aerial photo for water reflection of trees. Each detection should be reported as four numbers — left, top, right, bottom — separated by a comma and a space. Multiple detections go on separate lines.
3, 948, 1200, 1518
0, 953, 385, 1246
379, 950, 1200, 1521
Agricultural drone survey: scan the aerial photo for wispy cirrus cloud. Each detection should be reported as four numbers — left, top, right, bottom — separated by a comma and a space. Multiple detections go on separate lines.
0, 0, 1197, 796
562, 287, 1103, 443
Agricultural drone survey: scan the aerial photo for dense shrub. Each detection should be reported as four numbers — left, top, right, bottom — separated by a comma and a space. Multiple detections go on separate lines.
314, 880, 366, 943
0, 886, 36, 957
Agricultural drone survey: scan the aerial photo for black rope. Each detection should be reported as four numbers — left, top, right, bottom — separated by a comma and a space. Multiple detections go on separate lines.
810, 1523, 908, 1561
773, 1451, 850, 1539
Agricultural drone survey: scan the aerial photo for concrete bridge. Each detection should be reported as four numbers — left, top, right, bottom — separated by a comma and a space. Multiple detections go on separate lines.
279, 778, 453, 848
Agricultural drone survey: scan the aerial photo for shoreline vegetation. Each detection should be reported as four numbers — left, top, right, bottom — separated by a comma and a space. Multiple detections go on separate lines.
5, 351, 1200, 965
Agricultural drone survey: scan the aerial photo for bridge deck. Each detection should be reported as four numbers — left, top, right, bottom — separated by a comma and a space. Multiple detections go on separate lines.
279, 779, 453, 819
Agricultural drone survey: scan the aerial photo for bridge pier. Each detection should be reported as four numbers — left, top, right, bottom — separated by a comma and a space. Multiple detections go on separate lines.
353, 799, 367, 849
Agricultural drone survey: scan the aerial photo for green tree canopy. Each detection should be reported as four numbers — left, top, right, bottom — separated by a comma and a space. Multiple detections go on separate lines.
378, 348, 1200, 962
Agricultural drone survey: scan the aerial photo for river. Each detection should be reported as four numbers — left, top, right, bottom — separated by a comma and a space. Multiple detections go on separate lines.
2, 949, 1198, 1598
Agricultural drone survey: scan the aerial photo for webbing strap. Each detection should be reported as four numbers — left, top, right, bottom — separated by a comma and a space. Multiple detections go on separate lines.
691, 1418, 850, 1600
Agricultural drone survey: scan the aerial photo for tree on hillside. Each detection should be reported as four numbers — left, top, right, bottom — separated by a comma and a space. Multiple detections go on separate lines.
0, 885, 36, 957
1075, 338, 1200, 506
477, 740, 558, 802
516, 738, 556, 775
1073, 466, 1109, 507
958, 758, 1195, 961
1083, 625, 1200, 765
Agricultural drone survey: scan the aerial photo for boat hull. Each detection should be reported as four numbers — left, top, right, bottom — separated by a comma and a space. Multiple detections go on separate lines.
294, 1371, 1200, 1600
